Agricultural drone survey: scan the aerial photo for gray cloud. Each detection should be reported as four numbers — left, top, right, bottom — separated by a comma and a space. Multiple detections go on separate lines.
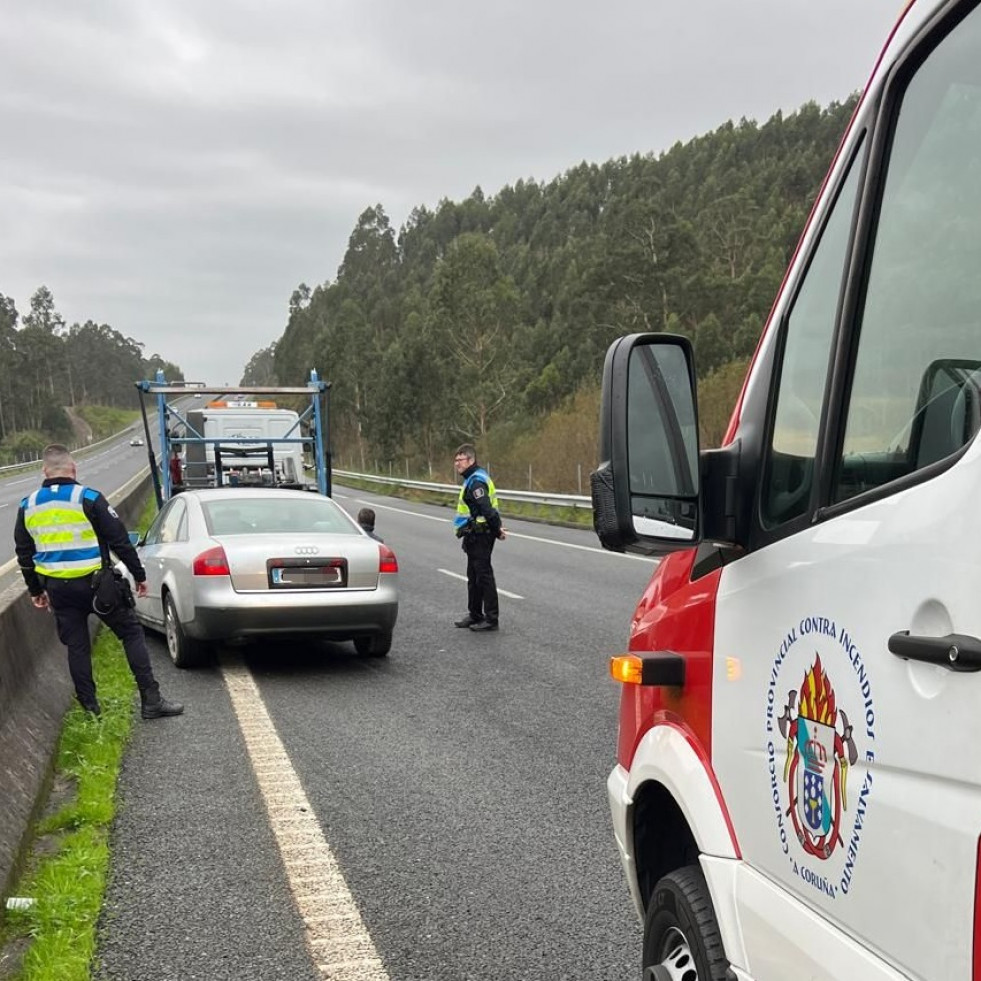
1, 0, 900, 383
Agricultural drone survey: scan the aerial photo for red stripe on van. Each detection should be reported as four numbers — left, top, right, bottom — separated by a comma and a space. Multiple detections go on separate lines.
620, 550, 720, 767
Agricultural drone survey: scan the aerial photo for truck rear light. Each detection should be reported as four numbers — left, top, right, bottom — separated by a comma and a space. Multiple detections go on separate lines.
193, 545, 230, 576
379, 544, 398, 574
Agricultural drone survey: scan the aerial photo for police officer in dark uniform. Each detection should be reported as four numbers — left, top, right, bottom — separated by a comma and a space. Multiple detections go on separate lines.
14, 444, 184, 719
452, 444, 506, 632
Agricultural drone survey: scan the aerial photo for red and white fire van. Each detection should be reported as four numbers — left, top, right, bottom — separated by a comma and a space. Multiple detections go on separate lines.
592, 2, 981, 978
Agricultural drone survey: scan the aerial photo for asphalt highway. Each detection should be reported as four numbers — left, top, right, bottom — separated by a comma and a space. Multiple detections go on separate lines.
93, 483, 657, 981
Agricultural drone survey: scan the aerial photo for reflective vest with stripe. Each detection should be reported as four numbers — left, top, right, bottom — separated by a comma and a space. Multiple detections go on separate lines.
21, 484, 102, 578
455, 468, 499, 531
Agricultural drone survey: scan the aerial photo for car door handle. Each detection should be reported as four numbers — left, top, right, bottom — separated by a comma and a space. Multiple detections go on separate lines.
888, 631, 981, 672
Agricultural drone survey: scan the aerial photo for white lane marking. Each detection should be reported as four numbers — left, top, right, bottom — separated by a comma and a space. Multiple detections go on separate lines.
356, 498, 448, 523
437, 568, 524, 600
354, 498, 654, 562
0, 503, 7, 509
221, 660, 390, 981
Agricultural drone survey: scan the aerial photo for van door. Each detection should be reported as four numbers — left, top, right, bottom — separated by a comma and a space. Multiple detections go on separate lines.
713, 6, 981, 978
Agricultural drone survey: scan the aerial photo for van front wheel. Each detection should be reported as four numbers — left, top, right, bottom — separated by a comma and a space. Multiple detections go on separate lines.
642, 866, 729, 981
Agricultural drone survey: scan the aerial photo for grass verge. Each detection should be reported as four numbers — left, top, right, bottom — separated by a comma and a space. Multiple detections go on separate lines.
0, 495, 156, 981
0, 637, 135, 981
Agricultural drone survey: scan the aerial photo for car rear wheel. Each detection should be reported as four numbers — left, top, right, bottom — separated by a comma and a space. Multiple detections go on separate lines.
642, 866, 729, 981
164, 594, 205, 669
354, 632, 391, 657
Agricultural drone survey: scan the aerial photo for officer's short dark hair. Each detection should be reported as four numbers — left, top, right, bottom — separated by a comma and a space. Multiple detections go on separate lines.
42, 444, 74, 474
357, 507, 375, 530
454, 444, 476, 461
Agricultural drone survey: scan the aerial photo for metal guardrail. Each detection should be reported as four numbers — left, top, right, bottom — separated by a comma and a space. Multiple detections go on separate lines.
332, 469, 592, 511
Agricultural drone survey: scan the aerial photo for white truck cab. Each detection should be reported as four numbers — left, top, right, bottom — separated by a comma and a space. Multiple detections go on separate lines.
592, 2, 981, 978
182, 402, 306, 488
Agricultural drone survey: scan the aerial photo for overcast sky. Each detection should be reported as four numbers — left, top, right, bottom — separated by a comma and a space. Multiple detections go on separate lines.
1, 0, 902, 385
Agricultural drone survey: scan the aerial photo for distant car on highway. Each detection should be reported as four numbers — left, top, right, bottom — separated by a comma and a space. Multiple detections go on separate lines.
129, 437, 144, 446
131, 488, 399, 666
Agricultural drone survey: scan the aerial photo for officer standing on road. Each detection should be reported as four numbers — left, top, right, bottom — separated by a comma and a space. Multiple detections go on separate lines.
14, 444, 184, 720
452, 444, 505, 632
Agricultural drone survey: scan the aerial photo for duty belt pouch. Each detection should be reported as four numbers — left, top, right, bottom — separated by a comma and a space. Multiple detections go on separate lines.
91, 539, 134, 615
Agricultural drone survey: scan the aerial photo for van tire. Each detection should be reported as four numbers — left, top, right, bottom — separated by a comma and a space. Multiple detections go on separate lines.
164, 594, 205, 669
642, 865, 729, 980
354, 633, 391, 657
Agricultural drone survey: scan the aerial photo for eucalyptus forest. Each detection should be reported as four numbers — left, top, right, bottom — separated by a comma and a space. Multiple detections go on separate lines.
2, 97, 856, 483
0, 287, 181, 463
255, 97, 858, 489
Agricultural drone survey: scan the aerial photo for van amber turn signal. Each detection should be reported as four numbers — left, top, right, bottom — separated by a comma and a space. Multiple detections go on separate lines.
610, 655, 644, 685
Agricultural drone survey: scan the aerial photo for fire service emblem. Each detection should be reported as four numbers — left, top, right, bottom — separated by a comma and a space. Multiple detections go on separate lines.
778, 655, 858, 860
765, 617, 876, 899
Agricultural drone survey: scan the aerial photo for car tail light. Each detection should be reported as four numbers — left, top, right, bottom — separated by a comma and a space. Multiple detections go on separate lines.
379, 544, 398, 574
193, 545, 230, 576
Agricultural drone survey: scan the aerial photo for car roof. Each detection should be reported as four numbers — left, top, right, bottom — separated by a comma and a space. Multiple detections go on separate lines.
176, 488, 335, 504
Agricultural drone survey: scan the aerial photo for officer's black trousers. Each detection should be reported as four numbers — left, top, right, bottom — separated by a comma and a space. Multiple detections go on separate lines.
464, 534, 499, 624
43, 575, 157, 703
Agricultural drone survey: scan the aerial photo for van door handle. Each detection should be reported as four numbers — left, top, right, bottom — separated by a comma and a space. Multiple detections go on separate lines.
888, 631, 981, 672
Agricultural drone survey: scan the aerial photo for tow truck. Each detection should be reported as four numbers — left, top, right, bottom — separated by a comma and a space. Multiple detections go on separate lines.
134, 370, 332, 507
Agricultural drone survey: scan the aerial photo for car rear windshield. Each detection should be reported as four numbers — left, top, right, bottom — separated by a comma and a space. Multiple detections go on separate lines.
202, 497, 356, 536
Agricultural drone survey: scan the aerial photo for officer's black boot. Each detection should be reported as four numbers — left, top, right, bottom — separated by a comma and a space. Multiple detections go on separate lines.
140, 684, 184, 720
77, 695, 102, 716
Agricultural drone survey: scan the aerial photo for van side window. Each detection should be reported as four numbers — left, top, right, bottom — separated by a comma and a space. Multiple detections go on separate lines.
834, 7, 981, 503
761, 149, 864, 527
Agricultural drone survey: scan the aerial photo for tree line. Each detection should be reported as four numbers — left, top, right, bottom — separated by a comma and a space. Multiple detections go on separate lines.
256, 97, 858, 486
0, 286, 182, 461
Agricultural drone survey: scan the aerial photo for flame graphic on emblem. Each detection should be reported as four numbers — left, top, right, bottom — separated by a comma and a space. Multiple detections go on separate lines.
797, 654, 836, 726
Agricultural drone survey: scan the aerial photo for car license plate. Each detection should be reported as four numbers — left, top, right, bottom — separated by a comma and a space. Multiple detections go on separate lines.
268, 559, 347, 588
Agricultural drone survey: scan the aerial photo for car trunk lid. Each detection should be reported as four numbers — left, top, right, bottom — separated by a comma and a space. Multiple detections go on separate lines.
212, 534, 382, 592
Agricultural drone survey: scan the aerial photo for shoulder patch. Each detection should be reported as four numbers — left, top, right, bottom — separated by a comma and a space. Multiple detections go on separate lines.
82, 488, 100, 502
473, 487, 485, 499
107, 506, 119, 519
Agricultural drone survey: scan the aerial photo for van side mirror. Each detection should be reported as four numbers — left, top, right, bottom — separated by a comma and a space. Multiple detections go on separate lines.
128, 532, 141, 546
592, 333, 701, 554
908, 358, 981, 468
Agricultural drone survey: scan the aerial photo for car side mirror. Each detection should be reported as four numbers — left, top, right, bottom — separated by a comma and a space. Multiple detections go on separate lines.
592, 333, 701, 555
128, 532, 142, 546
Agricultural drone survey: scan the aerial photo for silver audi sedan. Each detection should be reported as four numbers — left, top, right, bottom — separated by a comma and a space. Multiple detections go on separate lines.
133, 487, 398, 667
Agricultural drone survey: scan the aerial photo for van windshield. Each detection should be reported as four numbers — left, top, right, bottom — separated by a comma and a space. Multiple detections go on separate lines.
836, 5, 981, 500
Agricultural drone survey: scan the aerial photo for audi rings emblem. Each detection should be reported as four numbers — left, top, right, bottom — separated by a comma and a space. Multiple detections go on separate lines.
294, 545, 320, 555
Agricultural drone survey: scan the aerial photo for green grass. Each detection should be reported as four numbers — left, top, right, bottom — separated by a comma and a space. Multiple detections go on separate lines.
0, 638, 135, 981
72, 407, 140, 443
0, 495, 156, 981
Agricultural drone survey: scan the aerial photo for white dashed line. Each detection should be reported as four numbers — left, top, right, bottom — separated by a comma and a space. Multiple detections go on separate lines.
437, 568, 524, 600
355, 498, 449, 523
353, 498, 654, 562
222, 660, 390, 981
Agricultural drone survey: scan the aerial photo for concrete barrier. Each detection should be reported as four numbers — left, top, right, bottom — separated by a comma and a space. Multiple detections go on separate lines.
0, 470, 152, 901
